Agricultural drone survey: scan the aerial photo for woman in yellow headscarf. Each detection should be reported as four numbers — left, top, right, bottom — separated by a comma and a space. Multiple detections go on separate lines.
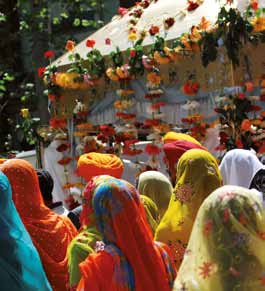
138, 171, 172, 219
155, 149, 222, 270
174, 185, 265, 291
141, 195, 160, 235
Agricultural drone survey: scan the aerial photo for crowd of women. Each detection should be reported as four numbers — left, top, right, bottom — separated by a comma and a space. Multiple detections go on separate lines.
0, 131, 265, 291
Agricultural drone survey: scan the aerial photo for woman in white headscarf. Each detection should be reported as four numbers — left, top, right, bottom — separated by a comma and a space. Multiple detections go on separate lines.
219, 149, 265, 194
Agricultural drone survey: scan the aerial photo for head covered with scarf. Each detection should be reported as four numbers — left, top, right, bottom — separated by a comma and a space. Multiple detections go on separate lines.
1, 159, 77, 291
77, 152, 124, 182
0, 171, 52, 291
163, 132, 201, 145
67, 152, 123, 288
174, 185, 265, 291
155, 149, 222, 269
138, 171, 172, 218
163, 140, 207, 185
220, 149, 265, 189
77, 176, 176, 291
67, 175, 113, 288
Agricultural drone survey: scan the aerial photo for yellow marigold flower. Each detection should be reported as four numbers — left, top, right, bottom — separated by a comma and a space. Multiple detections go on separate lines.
21, 108, 30, 119
128, 32, 137, 41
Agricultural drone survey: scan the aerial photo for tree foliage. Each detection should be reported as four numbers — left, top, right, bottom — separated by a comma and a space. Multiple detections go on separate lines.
0, 0, 106, 154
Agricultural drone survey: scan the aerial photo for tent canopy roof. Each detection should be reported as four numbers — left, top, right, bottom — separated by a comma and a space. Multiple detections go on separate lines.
53, 0, 249, 69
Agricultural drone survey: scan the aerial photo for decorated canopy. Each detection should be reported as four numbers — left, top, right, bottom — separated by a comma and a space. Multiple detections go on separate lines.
53, 0, 252, 68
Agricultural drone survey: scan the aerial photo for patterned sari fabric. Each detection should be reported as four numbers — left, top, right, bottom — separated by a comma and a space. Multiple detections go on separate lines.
67, 176, 112, 289
77, 177, 176, 291
1, 159, 78, 291
155, 149, 222, 270
138, 171, 172, 218
0, 171, 52, 291
174, 185, 265, 291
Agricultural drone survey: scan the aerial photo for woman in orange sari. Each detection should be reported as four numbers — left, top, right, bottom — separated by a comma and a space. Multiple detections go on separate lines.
77, 176, 176, 291
1, 159, 78, 291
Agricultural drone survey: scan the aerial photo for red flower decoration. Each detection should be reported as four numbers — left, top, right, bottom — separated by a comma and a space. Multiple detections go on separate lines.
44, 50, 55, 59
241, 119, 252, 131
214, 108, 222, 113
247, 105, 262, 112
145, 143, 161, 155
105, 38, 111, 45
260, 95, 265, 102
151, 101, 166, 110
183, 81, 200, 96
38, 67, 46, 78
145, 93, 161, 100
86, 39, 96, 48
149, 25, 160, 36
238, 93, 245, 100
65, 40, 75, 51
48, 94, 56, 101
251, 0, 258, 11
235, 139, 244, 149
144, 119, 160, 126
49, 118, 67, 129
97, 133, 108, 143
116, 112, 136, 120
124, 139, 139, 146
164, 17, 175, 29
100, 125, 115, 137
182, 117, 193, 124
220, 132, 229, 143
58, 157, 72, 166
56, 143, 70, 152
130, 49, 136, 58
187, 1, 200, 12
123, 146, 143, 156
214, 144, 226, 151
118, 7, 128, 16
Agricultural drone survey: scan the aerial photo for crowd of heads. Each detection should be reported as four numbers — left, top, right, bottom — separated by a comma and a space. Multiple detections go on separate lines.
0, 133, 264, 291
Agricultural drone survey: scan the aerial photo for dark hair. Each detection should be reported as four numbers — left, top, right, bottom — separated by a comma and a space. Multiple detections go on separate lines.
36, 169, 54, 202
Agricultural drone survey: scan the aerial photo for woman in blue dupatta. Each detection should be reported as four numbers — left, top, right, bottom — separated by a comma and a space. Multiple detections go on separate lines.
0, 171, 52, 291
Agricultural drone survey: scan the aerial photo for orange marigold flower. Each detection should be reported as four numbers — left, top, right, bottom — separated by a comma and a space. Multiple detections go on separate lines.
65, 40, 75, 51
149, 25, 160, 36
241, 119, 252, 131
245, 81, 254, 92
147, 72, 161, 85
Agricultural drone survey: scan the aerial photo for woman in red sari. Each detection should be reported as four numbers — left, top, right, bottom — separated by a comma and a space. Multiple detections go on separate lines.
1, 159, 78, 291
77, 176, 176, 291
